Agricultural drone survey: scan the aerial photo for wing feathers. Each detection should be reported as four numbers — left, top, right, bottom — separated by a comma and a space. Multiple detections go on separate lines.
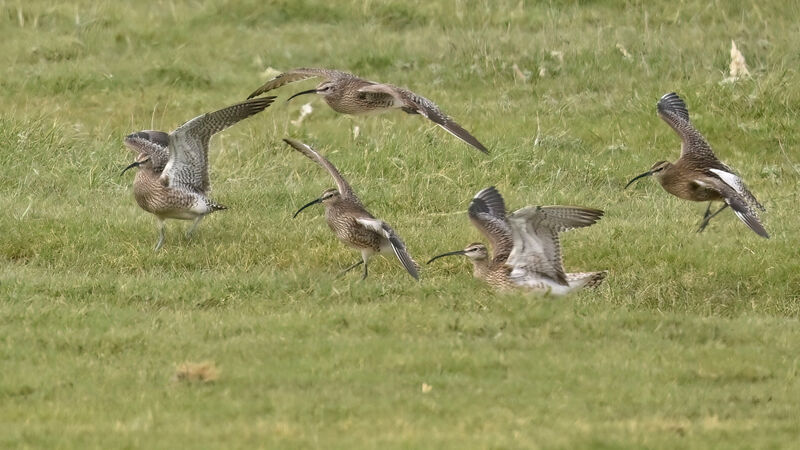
356, 218, 419, 280
283, 138, 356, 199
164, 97, 275, 192
247, 68, 343, 99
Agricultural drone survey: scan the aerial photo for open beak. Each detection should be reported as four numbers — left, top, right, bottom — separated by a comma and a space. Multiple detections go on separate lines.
120, 158, 149, 176
624, 170, 653, 189
286, 88, 318, 103
427, 249, 467, 264
293, 198, 322, 218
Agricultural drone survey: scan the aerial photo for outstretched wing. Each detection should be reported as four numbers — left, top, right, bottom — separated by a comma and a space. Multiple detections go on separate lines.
247, 68, 350, 99
124, 130, 170, 172
283, 138, 357, 200
391, 86, 487, 153
704, 170, 768, 238
356, 218, 419, 280
506, 206, 604, 286
163, 97, 275, 192
468, 187, 512, 264
657, 92, 729, 171
708, 168, 765, 212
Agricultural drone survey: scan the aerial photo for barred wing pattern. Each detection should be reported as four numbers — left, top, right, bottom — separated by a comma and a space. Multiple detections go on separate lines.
657, 92, 730, 172
247, 68, 350, 99
468, 187, 513, 264
356, 218, 419, 280
283, 138, 358, 201
163, 97, 275, 192
506, 206, 604, 286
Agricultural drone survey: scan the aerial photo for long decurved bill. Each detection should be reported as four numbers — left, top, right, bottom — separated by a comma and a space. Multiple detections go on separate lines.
120, 158, 149, 176
624, 170, 653, 189
293, 198, 322, 218
427, 249, 467, 265
287, 88, 318, 103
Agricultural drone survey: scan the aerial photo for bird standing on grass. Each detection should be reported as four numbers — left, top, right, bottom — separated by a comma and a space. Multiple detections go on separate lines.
122, 97, 276, 251
625, 92, 768, 238
285, 138, 419, 280
428, 187, 606, 295
248, 68, 488, 154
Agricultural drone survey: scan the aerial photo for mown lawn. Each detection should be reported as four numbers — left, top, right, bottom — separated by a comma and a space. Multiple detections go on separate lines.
1, 0, 799, 448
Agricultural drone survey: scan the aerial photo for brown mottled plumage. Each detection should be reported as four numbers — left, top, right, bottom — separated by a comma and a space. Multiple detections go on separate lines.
626, 92, 768, 238
285, 138, 418, 280
248, 68, 488, 154
428, 187, 606, 295
122, 97, 275, 250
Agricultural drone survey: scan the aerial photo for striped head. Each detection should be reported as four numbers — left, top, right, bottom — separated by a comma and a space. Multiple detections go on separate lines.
293, 188, 340, 218
121, 130, 169, 175
625, 160, 672, 188
287, 80, 338, 103
427, 242, 489, 265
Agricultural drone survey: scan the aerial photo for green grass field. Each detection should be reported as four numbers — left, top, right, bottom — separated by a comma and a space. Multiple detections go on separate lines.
2, 0, 799, 447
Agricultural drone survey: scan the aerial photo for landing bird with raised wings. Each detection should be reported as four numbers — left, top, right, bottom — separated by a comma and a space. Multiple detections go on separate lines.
285, 138, 419, 280
248, 68, 488, 154
427, 187, 606, 295
625, 92, 768, 238
121, 96, 276, 251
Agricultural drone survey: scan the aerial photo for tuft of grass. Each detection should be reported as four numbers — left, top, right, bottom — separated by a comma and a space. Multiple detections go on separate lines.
173, 361, 220, 384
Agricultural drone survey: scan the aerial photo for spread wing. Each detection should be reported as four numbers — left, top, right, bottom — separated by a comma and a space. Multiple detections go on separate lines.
657, 92, 729, 171
162, 97, 275, 192
704, 170, 768, 238
506, 206, 604, 286
356, 218, 419, 280
393, 87, 488, 153
123, 130, 170, 172
246, 68, 349, 99
283, 138, 357, 201
468, 187, 512, 264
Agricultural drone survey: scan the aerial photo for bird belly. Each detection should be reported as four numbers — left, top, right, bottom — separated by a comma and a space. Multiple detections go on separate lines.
512, 275, 571, 295
133, 173, 204, 220
662, 177, 723, 202
327, 216, 381, 251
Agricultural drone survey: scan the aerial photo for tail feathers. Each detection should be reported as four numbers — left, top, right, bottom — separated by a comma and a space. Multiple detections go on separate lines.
209, 202, 227, 212
567, 271, 607, 289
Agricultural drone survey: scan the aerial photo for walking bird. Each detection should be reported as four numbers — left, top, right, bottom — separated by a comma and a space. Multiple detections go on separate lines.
122, 96, 276, 250
248, 68, 488, 153
625, 92, 768, 238
285, 138, 419, 280
428, 187, 606, 294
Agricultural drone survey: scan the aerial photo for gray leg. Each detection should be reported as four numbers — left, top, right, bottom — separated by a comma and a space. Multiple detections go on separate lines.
186, 215, 204, 239
702, 202, 713, 220
361, 260, 368, 280
154, 218, 166, 251
338, 260, 363, 277
698, 203, 729, 233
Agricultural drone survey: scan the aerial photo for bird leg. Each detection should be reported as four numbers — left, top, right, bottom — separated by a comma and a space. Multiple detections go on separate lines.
362, 260, 368, 280
338, 260, 364, 277
186, 216, 204, 239
697, 203, 729, 233
154, 218, 166, 251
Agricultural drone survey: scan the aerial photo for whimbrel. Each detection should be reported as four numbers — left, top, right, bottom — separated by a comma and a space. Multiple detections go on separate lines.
122, 97, 276, 250
285, 138, 419, 280
248, 68, 488, 153
625, 92, 768, 238
428, 187, 606, 294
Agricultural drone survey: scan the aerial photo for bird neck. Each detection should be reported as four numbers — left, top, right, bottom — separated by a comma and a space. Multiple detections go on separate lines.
470, 258, 492, 279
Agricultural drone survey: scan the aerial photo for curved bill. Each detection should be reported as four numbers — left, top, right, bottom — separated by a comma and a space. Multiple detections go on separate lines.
624, 170, 653, 189
293, 198, 322, 218
287, 88, 318, 103
120, 158, 149, 176
426, 249, 467, 265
